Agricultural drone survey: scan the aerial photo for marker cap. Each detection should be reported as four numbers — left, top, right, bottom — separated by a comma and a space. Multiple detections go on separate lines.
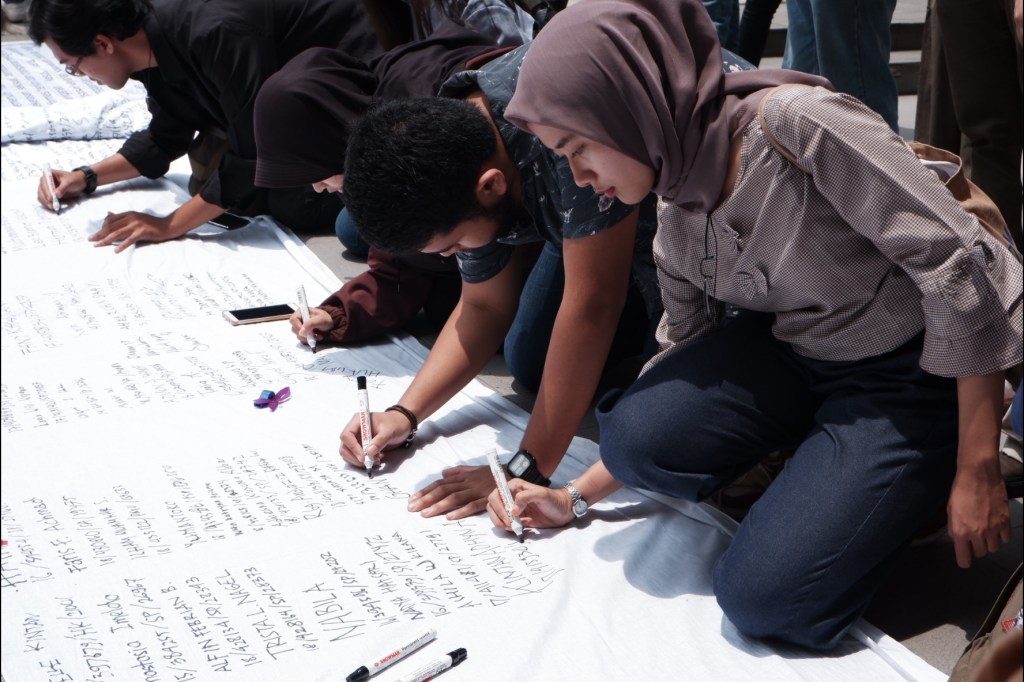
357, 376, 367, 390
346, 666, 370, 682
449, 648, 468, 666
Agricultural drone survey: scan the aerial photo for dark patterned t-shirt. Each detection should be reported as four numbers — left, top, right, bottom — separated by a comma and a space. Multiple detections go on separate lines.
439, 45, 660, 314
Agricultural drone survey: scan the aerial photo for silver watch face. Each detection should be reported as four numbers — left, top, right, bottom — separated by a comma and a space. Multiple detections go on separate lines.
508, 453, 529, 477
572, 497, 588, 517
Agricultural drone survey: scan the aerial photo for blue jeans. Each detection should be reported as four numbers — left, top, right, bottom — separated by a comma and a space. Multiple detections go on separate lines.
335, 207, 370, 259
504, 242, 657, 392
596, 312, 957, 649
703, 0, 740, 51
1012, 380, 1023, 438
783, 0, 899, 131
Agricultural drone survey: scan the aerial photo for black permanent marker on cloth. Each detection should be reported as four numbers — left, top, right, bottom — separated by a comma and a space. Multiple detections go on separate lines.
393, 648, 467, 682
357, 376, 374, 477
345, 628, 436, 682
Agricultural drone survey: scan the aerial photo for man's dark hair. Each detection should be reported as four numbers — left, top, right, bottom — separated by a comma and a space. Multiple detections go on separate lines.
343, 97, 497, 253
29, 0, 152, 56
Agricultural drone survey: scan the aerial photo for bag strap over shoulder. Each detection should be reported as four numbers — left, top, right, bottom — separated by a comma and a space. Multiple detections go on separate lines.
908, 141, 1020, 258
756, 84, 811, 173
756, 85, 1021, 260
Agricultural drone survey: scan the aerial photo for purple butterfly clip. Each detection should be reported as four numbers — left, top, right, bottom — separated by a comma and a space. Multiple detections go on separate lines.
253, 387, 291, 412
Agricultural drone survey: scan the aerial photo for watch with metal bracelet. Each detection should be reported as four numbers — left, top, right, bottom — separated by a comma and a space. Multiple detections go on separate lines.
564, 482, 588, 518
506, 448, 551, 487
73, 165, 98, 195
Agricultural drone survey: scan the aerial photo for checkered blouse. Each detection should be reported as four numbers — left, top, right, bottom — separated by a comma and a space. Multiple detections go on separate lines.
650, 86, 1022, 378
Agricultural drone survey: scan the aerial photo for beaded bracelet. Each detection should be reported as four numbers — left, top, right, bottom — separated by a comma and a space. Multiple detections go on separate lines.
385, 404, 418, 448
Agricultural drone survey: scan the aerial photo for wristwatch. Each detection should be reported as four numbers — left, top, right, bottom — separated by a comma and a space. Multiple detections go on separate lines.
564, 482, 588, 518
506, 449, 551, 487
73, 165, 98, 194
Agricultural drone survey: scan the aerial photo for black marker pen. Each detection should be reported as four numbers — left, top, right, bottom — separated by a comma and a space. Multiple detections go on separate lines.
394, 648, 467, 682
346, 628, 436, 682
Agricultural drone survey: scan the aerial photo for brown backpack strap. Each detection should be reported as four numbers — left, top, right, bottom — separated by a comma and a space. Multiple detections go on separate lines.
909, 141, 1020, 259
756, 85, 811, 173
757, 85, 1022, 262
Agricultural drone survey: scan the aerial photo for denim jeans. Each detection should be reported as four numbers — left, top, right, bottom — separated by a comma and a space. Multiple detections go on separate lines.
703, 0, 741, 51
335, 207, 370, 259
504, 241, 658, 392
504, 242, 566, 391
596, 312, 957, 649
1012, 380, 1023, 437
782, 0, 899, 132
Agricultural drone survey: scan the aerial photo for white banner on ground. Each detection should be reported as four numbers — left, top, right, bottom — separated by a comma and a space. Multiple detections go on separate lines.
1, 155, 944, 681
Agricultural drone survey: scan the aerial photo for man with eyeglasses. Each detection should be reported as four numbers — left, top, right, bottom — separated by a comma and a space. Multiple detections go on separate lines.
27, 0, 381, 252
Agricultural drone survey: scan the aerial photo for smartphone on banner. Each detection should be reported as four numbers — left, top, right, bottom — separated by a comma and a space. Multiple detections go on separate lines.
209, 212, 250, 230
222, 303, 297, 325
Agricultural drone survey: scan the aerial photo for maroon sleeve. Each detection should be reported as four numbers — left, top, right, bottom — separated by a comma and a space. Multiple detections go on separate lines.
316, 248, 435, 344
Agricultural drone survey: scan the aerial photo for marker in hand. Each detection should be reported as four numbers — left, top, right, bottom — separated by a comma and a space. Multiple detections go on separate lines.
357, 376, 374, 477
486, 449, 524, 542
295, 285, 317, 353
44, 165, 61, 214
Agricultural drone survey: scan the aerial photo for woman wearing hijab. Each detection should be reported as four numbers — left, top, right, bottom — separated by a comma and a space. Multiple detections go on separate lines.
486, 0, 1023, 650
254, 22, 506, 345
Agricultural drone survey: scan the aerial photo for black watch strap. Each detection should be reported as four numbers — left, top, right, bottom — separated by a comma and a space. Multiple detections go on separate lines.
74, 166, 98, 194
512, 449, 551, 487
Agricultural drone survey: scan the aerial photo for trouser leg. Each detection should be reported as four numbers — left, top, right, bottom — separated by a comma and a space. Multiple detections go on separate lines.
598, 313, 820, 500
809, 0, 899, 131
934, 0, 1023, 247
713, 335, 958, 649
503, 242, 565, 392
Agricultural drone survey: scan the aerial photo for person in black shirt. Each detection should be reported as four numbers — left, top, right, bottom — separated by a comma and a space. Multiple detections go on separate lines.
252, 23, 509, 347
28, 0, 380, 253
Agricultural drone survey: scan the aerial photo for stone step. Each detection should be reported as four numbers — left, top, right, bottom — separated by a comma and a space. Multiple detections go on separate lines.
761, 22, 924, 57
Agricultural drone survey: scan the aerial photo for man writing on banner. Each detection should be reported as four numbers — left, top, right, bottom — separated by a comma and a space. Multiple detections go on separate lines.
28, 0, 381, 251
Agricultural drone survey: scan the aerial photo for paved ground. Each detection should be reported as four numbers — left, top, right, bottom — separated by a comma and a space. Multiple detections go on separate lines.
5, 0, 1022, 675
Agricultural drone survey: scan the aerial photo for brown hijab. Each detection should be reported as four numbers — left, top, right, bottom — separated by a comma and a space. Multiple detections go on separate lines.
254, 48, 377, 188
255, 22, 500, 188
504, 0, 830, 212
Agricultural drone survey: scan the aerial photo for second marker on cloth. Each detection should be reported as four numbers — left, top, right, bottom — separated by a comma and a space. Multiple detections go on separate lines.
357, 376, 374, 477
394, 648, 467, 682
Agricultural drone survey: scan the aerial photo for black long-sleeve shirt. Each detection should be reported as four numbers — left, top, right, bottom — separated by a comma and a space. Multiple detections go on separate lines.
118, 0, 380, 209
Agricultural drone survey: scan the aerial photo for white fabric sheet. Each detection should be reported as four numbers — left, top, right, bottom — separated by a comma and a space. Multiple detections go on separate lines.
1, 42, 149, 142
1, 139, 128, 182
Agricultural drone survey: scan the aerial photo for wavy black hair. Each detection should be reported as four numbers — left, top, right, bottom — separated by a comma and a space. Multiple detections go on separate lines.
29, 0, 152, 57
343, 97, 498, 253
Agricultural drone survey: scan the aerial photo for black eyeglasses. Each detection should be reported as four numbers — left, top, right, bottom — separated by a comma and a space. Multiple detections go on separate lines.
700, 214, 718, 323
64, 55, 86, 76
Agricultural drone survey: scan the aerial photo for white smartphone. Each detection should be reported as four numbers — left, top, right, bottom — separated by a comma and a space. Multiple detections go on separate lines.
222, 303, 297, 325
